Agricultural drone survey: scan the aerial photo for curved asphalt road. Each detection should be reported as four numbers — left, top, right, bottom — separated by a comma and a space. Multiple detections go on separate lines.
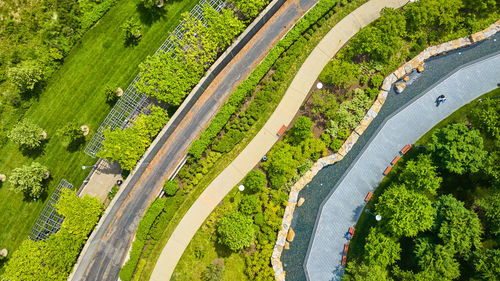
69, 0, 319, 280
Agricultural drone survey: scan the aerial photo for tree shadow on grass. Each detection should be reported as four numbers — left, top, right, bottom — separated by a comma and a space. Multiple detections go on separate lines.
214, 239, 233, 258
20, 140, 48, 159
21, 178, 51, 203
136, 2, 168, 26
66, 137, 86, 153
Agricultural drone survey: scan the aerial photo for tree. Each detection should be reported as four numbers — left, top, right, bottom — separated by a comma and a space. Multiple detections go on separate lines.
462, 0, 496, 14
217, 211, 255, 251
474, 249, 500, 280
205, 8, 245, 51
414, 240, 460, 280
9, 162, 49, 198
56, 189, 102, 237
242, 170, 267, 193
344, 262, 392, 281
104, 84, 119, 104
57, 120, 83, 143
469, 98, 500, 139
433, 195, 482, 256
477, 192, 500, 235
399, 154, 442, 196
319, 59, 360, 89
260, 142, 300, 189
429, 123, 487, 175
141, 0, 164, 9
163, 180, 178, 196
121, 18, 142, 43
229, 0, 269, 21
8, 60, 43, 92
8, 119, 44, 149
289, 116, 313, 145
364, 228, 401, 267
376, 184, 434, 237
404, 0, 462, 38
239, 195, 261, 215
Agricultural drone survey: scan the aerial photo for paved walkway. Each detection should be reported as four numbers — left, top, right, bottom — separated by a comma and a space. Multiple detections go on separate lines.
78, 160, 122, 201
150, 0, 408, 280
305, 53, 500, 281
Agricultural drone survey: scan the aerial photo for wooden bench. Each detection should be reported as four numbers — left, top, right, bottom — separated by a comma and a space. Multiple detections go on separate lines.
277, 125, 286, 136
342, 255, 347, 266
383, 165, 392, 175
400, 144, 412, 155
364, 192, 373, 202
391, 155, 401, 166
343, 243, 350, 254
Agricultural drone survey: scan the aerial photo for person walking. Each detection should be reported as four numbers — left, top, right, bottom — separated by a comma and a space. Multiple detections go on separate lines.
436, 94, 446, 106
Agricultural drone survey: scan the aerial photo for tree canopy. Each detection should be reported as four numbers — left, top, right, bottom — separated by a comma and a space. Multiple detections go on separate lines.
376, 184, 434, 237
399, 154, 441, 195
8, 119, 44, 149
429, 123, 487, 175
474, 249, 500, 280
242, 170, 267, 194
8, 162, 49, 198
289, 116, 314, 145
217, 211, 255, 251
7, 60, 43, 93
477, 192, 500, 236
364, 228, 401, 267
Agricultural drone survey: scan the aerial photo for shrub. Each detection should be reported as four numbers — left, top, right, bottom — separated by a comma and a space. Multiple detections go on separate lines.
337, 128, 350, 140
242, 170, 267, 193
289, 116, 314, 145
330, 138, 343, 151
201, 260, 225, 281
239, 195, 261, 215
212, 129, 245, 153
254, 212, 265, 227
163, 180, 178, 196
319, 59, 360, 89
104, 84, 118, 104
217, 212, 255, 251
360, 75, 369, 85
370, 74, 384, 88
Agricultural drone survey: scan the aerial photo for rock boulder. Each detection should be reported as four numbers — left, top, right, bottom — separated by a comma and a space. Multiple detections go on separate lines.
394, 82, 406, 94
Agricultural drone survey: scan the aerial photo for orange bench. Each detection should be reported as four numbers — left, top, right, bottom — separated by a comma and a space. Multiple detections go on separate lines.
383, 165, 392, 175
343, 243, 350, 254
391, 155, 401, 165
277, 125, 286, 136
364, 192, 373, 202
348, 227, 355, 236
342, 255, 347, 266
400, 144, 412, 154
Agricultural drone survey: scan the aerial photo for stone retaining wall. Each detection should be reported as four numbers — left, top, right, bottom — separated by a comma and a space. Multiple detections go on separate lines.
271, 19, 500, 281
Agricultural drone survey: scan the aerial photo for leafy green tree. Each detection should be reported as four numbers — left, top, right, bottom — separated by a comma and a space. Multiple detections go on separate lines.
469, 98, 500, 139
319, 59, 360, 89
462, 0, 496, 14
163, 180, 178, 196
415, 240, 460, 281
104, 84, 119, 104
474, 249, 500, 280
344, 262, 392, 281
300, 137, 327, 161
433, 195, 482, 256
364, 228, 401, 267
376, 184, 434, 237
217, 211, 255, 251
56, 189, 103, 237
141, 0, 164, 9
311, 89, 338, 119
8, 119, 45, 149
242, 170, 267, 193
8, 60, 43, 92
289, 116, 313, 145
261, 142, 300, 189
239, 195, 261, 215
205, 8, 245, 51
9, 162, 49, 198
121, 18, 142, 43
399, 154, 441, 196
477, 192, 500, 235
229, 0, 269, 21
57, 120, 83, 143
429, 123, 487, 175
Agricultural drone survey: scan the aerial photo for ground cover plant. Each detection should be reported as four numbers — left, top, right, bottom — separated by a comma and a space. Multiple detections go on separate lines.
0, 0, 200, 271
345, 87, 500, 280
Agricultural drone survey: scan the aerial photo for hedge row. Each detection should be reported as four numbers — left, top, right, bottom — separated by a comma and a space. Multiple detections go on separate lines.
119, 198, 165, 281
188, 0, 339, 159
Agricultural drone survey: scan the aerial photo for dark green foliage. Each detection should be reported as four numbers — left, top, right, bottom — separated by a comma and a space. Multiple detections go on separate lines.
474, 249, 500, 280
57, 120, 84, 143
330, 138, 343, 151
201, 260, 225, 281
212, 129, 245, 153
243, 170, 267, 194
469, 98, 500, 139
289, 116, 314, 145
360, 75, 368, 86
121, 18, 142, 43
108, 186, 119, 200
217, 212, 255, 251
311, 89, 338, 119
376, 184, 434, 237
163, 180, 178, 196
364, 228, 401, 267
319, 59, 360, 89
261, 142, 300, 189
414, 241, 460, 280
477, 192, 500, 236
120, 198, 165, 281
370, 74, 384, 88
429, 123, 487, 175
228, 0, 269, 21
399, 154, 441, 196
337, 128, 349, 140
344, 262, 391, 281
239, 195, 261, 215
104, 84, 118, 103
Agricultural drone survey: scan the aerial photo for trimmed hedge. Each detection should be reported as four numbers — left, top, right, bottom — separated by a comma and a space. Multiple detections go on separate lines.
188, 0, 339, 159
119, 198, 165, 281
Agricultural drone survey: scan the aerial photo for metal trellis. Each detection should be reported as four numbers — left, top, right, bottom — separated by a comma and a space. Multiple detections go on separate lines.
28, 179, 73, 241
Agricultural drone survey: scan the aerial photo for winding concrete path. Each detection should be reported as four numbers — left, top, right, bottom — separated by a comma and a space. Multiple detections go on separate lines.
150, 0, 409, 280
305, 53, 500, 281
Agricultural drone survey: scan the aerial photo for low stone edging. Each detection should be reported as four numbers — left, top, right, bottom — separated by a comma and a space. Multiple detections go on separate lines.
271, 19, 500, 281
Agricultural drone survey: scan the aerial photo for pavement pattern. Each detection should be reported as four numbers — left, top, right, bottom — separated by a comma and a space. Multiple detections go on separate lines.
305, 53, 500, 281
150, 0, 409, 280
68, 0, 319, 280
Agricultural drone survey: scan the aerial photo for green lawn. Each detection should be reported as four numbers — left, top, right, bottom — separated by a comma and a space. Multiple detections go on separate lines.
0, 0, 198, 264
348, 87, 500, 272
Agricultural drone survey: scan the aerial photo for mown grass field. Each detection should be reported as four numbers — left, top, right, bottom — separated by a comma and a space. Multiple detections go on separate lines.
0, 0, 198, 265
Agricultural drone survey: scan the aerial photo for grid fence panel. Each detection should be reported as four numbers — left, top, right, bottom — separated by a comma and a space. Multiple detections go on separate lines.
28, 179, 73, 241
84, 0, 226, 158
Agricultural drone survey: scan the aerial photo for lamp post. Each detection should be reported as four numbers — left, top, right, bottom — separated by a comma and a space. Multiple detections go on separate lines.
365, 209, 382, 221
238, 184, 245, 192
82, 165, 97, 170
